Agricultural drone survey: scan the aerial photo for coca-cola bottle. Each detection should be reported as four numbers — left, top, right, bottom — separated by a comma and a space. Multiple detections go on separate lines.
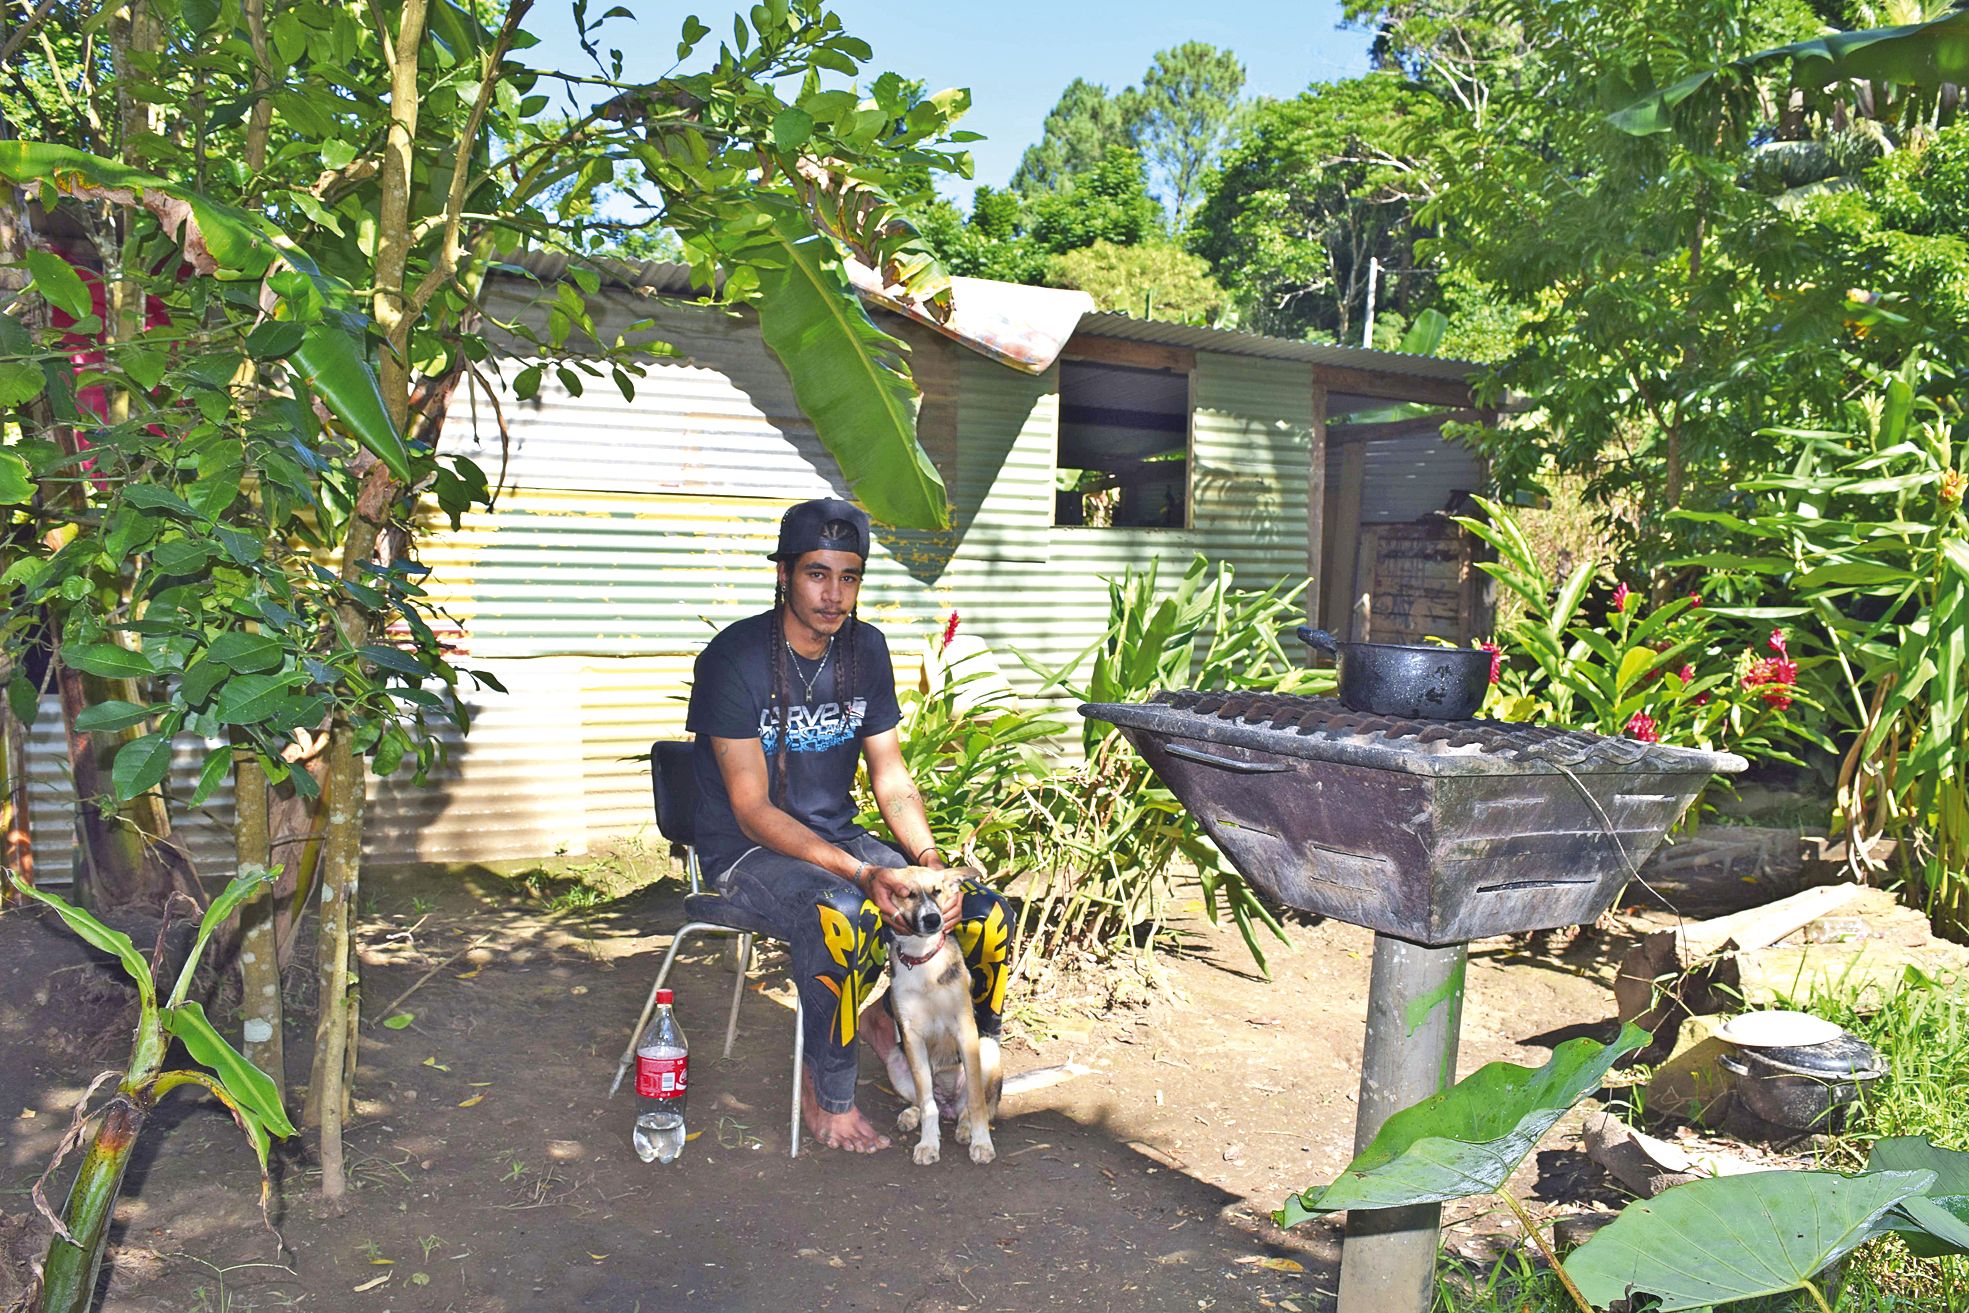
632, 988, 688, 1163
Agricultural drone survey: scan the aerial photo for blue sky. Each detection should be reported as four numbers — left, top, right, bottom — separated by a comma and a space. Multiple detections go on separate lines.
524, 1, 1376, 202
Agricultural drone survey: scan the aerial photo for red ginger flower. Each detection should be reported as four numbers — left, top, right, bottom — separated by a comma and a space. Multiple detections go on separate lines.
940, 610, 961, 653
1679, 663, 1695, 684
1688, 591, 1703, 608
1743, 628, 1798, 708
1625, 710, 1659, 742
1611, 582, 1633, 615
1479, 640, 1502, 684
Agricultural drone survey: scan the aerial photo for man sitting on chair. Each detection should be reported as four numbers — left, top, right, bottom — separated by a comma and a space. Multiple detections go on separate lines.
686, 497, 1012, 1153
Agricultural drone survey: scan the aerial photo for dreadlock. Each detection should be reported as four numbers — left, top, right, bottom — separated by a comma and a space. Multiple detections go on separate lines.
766, 541, 861, 806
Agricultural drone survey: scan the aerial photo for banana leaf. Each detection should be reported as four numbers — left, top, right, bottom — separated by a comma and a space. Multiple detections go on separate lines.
1611, 7, 1969, 135
747, 204, 949, 531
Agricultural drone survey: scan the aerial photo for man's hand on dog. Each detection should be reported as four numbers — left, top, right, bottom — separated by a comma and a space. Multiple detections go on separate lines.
865, 864, 961, 935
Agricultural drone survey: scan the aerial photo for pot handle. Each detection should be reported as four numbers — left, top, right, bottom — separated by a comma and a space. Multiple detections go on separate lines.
1295, 626, 1340, 653
1718, 1053, 1750, 1077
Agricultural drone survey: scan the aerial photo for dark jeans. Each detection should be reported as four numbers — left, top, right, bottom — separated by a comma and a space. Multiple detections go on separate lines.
714, 834, 1011, 1113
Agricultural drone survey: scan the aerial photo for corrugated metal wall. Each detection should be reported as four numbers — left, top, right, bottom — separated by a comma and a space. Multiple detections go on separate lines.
19, 284, 1329, 874
1353, 430, 1485, 525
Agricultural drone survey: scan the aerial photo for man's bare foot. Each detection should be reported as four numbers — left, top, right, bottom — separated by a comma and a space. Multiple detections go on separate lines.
800, 1071, 890, 1153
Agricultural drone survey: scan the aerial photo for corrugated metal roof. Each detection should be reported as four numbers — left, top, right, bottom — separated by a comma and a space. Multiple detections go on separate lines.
491, 252, 1478, 386
1080, 312, 1478, 382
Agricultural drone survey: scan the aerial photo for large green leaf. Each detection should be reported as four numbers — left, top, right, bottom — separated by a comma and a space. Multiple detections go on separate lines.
1566, 1170, 1934, 1312
5, 871, 157, 1011
0, 449, 35, 503
291, 322, 413, 484
62, 641, 159, 679
1611, 8, 1969, 135
112, 732, 176, 801
748, 206, 949, 531
1275, 1023, 1647, 1226
161, 1000, 297, 1137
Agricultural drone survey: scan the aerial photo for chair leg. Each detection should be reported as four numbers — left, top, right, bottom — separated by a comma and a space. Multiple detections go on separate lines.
722, 933, 750, 1059
790, 995, 804, 1159
609, 924, 712, 1098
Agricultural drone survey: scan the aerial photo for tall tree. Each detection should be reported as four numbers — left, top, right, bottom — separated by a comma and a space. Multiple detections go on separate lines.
1190, 76, 1437, 341
1009, 78, 1143, 196
1136, 42, 1247, 228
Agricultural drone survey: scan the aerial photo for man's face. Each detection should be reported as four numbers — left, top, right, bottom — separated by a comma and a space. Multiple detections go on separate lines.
779, 549, 863, 645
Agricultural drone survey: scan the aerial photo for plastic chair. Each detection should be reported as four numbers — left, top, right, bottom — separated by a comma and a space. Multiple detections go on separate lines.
608, 740, 806, 1157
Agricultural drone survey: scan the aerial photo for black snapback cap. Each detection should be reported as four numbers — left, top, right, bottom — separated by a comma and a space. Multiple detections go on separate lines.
769, 498, 871, 562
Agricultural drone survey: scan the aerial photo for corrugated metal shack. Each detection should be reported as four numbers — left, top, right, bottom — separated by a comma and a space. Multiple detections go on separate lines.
20, 263, 1489, 877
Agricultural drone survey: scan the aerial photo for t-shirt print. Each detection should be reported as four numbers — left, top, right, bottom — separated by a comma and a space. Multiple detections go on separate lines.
758, 697, 869, 755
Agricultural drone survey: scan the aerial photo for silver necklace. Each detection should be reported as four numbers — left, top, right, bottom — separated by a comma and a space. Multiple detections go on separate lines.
784, 634, 834, 703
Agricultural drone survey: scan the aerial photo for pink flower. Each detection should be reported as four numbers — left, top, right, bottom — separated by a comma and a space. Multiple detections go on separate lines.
1625, 711, 1659, 742
1611, 582, 1633, 615
1678, 664, 1695, 684
1479, 640, 1502, 685
1769, 628, 1789, 656
940, 610, 961, 653
1688, 592, 1703, 608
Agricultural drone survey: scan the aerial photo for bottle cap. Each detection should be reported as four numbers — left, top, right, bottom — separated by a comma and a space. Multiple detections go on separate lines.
656, 988, 673, 1005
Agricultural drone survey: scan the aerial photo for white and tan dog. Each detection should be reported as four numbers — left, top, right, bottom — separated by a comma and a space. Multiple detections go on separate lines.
883, 866, 1001, 1165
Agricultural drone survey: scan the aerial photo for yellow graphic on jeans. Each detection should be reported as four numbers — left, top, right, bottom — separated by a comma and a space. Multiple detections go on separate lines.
815, 899, 882, 1047
955, 889, 1012, 1016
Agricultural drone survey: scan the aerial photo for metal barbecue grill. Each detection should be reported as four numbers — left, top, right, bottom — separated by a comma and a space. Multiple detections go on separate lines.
1081, 691, 1746, 1313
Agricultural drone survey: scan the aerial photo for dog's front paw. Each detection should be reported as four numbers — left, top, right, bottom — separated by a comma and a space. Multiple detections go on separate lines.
897, 1106, 921, 1133
968, 1136, 995, 1165
913, 1142, 941, 1166
953, 1117, 972, 1145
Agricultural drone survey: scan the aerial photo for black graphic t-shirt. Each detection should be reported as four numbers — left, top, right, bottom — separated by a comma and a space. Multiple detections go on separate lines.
686, 611, 902, 878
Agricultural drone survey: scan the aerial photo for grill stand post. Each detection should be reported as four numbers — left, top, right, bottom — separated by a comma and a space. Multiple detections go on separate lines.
1336, 933, 1468, 1313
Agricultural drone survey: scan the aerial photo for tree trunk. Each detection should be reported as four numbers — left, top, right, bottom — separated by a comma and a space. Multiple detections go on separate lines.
233, 751, 285, 1099
56, 660, 195, 913
304, 0, 426, 1198
302, 717, 362, 1201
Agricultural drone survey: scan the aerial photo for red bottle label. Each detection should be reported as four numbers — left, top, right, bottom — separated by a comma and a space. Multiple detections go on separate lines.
635, 1052, 687, 1100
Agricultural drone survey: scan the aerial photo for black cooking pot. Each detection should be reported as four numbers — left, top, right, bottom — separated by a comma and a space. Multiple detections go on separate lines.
1719, 1034, 1886, 1132
1296, 626, 1491, 720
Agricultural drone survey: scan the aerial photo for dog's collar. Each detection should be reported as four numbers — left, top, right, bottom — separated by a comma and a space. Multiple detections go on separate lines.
894, 933, 946, 968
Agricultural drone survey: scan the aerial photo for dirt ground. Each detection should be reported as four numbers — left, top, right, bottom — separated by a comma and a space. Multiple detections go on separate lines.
0, 857, 1734, 1313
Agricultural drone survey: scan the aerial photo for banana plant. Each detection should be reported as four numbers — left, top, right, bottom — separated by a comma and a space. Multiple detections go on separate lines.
5, 868, 295, 1313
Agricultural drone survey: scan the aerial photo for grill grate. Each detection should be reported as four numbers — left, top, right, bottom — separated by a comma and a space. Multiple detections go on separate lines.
1121, 690, 1742, 777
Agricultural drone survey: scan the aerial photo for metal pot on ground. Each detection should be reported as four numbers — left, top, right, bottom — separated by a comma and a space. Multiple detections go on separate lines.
1720, 1033, 1886, 1132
